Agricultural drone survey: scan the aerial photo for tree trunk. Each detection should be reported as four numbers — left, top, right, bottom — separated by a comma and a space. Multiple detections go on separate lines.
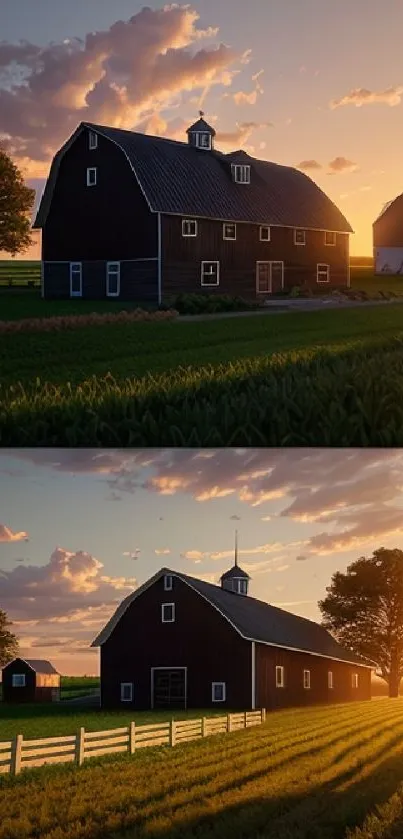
388, 663, 400, 698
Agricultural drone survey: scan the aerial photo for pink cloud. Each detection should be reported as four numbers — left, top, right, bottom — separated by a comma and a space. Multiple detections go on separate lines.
0, 523, 29, 542
330, 85, 403, 109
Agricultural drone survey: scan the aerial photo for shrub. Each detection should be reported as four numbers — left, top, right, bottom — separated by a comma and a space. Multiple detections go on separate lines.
166, 293, 257, 315
0, 308, 178, 333
289, 286, 301, 298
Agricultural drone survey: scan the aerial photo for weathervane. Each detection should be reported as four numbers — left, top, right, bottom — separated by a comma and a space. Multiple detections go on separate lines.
235, 529, 238, 567
199, 110, 205, 117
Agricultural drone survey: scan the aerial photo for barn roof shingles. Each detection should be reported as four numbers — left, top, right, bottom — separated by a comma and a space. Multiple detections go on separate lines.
2, 658, 59, 674
34, 121, 353, 233
92, 568, 372, 668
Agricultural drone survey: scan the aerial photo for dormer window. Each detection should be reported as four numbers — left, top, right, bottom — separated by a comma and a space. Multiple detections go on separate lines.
195, 133, 212, 150
232, 164, 251, 184
89, 131, 98, 150
235, 579, 247, 595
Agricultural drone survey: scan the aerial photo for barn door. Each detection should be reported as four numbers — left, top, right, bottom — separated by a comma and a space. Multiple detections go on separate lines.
152, 668, 186, 709
270, 261, 284, 293
256, 262, 271, 294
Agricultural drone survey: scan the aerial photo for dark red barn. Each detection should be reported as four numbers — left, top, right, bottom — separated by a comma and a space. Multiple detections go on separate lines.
92, 558, 373, 711
1, 658, 60, 703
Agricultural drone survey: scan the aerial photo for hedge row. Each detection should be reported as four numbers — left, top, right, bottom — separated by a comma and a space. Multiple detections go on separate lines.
2, 336, 403, 445
0, 308, 178, 332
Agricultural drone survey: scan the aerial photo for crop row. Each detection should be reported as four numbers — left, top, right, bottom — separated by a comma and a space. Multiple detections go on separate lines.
2, 336, 403, 445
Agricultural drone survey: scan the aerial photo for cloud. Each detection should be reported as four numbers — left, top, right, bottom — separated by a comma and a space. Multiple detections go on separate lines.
1, 546, 137, 622
230, 515, 241, 521
122, 550, 141, 560
327, 157, 358, 174
154, 548, 171, 555
0, 524, 29, 542
233, 90, 258, 105
0, 6, 245, 175
330, 86, 403, 109
217, 121, 273, 147
297, 160, 322, 171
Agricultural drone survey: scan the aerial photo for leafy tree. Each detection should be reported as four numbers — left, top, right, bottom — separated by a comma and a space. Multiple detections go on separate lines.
319, 547, 403, 697
0, 609, 19, 668
0, 146, 36, 255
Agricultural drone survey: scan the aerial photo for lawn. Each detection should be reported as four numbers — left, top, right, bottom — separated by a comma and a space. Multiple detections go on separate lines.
1, 700, 403, 839
0, 676, 99, 704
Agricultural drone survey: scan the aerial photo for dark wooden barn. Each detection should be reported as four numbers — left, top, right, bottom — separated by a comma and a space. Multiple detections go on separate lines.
92, 557, 373, 712
1, 658, 60, 703
33, 116, 353, 302
373, 194, 403, 274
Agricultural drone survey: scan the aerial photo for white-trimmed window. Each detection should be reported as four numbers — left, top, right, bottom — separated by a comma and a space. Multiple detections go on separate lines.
12, 674, 26, 687
70, 262, 82, 298
182, 219, 198, 237
223, 223, 236, 240
89, 131, 98, 150
232, 164, 251, 184
325, 231, 336, 246
303, 669, 311, 689
120, 682, 133, 702
106, 262, 120, 297
86, 167, 97, 186
162, 603, 175, 623
317, 263, 330, 283
164, 574, 173, 591
275, 666, 285, 688
294, 229, 306, 246
212, 682, 226, 702
260, 226, 270, 242
201, 261, 220, 287
195, 133, 211, 150
352, 673, 358, 689
328, 671, 334, 689
235, 579, 247, 594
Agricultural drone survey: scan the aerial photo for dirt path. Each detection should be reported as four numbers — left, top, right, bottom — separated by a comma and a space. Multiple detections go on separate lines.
178, 297, 403, 323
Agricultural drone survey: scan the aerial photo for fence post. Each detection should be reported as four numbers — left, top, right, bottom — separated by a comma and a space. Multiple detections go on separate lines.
170, 719, 176, 747
10, 734, 23, 776
261, 708, 266, 724
129, 722, 136, 755
76, 727, 85, 766
227, 713, 232, 733
202, 717, 207, 737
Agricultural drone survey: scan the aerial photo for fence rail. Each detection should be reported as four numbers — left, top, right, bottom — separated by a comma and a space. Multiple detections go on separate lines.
0, 709, 266, 776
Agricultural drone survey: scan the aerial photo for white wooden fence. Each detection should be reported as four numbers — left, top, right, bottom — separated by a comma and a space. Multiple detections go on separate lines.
0, 709, 266, 776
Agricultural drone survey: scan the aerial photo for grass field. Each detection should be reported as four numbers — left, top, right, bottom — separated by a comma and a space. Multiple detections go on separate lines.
0, 676, 100, 704
3, 303, 403, 444
1, 700, 403, 839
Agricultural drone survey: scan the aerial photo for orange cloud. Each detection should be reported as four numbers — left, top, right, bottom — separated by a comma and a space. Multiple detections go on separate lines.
297, 160, 322, 171
327, 157, 358, 175
0, 524, 29, 542
330, 86, 403, 109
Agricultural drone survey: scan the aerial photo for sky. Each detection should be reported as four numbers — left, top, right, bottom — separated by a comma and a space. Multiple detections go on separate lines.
0, 1, 401, 259
1, 448, 403, 676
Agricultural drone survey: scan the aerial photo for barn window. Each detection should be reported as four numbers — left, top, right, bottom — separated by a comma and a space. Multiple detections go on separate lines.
164, 574, 173, 591
235, 579, 247, 595
212, 682, 226, 702
352, 673, 358, 688
86, 167, 97, 187
162, 603, 175, 623
182, 219, 198, 237
89, 131, 98, 150
106, 262, 120, 297
232, 164, 251, 184
317, 263, 330, 283
223, 223, 237, 241
201, 261, 220, 287
275, 666, 284, 688
294, 229, 306, 246
69, 262, 82, 298
328, 671, 334, 689
120, 682, 133, 702
12, 674, 26, 687
195, 133, 212, 150
325, 231, 336, 246
303, 669, 311, 689
260, 226, 270, 242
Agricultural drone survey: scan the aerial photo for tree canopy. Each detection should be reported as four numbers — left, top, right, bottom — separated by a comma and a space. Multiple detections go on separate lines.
0, 146, 36, 256
319, 547, 403, 697
0, 608, 19, 668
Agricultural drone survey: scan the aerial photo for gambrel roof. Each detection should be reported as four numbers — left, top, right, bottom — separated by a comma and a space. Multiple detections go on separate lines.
2, 657, 59, 675
34, 121, 353, 234
91, 568, 373, 668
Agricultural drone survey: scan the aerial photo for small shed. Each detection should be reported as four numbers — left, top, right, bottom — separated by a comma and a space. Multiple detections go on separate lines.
1, 658, 61, 703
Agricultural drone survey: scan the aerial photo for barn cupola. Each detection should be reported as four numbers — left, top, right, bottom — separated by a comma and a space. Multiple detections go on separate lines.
186, 111, 216, 151
220, 531, 250, 596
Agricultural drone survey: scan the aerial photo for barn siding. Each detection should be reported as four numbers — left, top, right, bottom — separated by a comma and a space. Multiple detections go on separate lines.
255, 644, 371, 710
161, 215, 349, 300
100, 576, 252, 710
43, 260, 158, 302
373, 197, 403, 248
42, 130, 158, 265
